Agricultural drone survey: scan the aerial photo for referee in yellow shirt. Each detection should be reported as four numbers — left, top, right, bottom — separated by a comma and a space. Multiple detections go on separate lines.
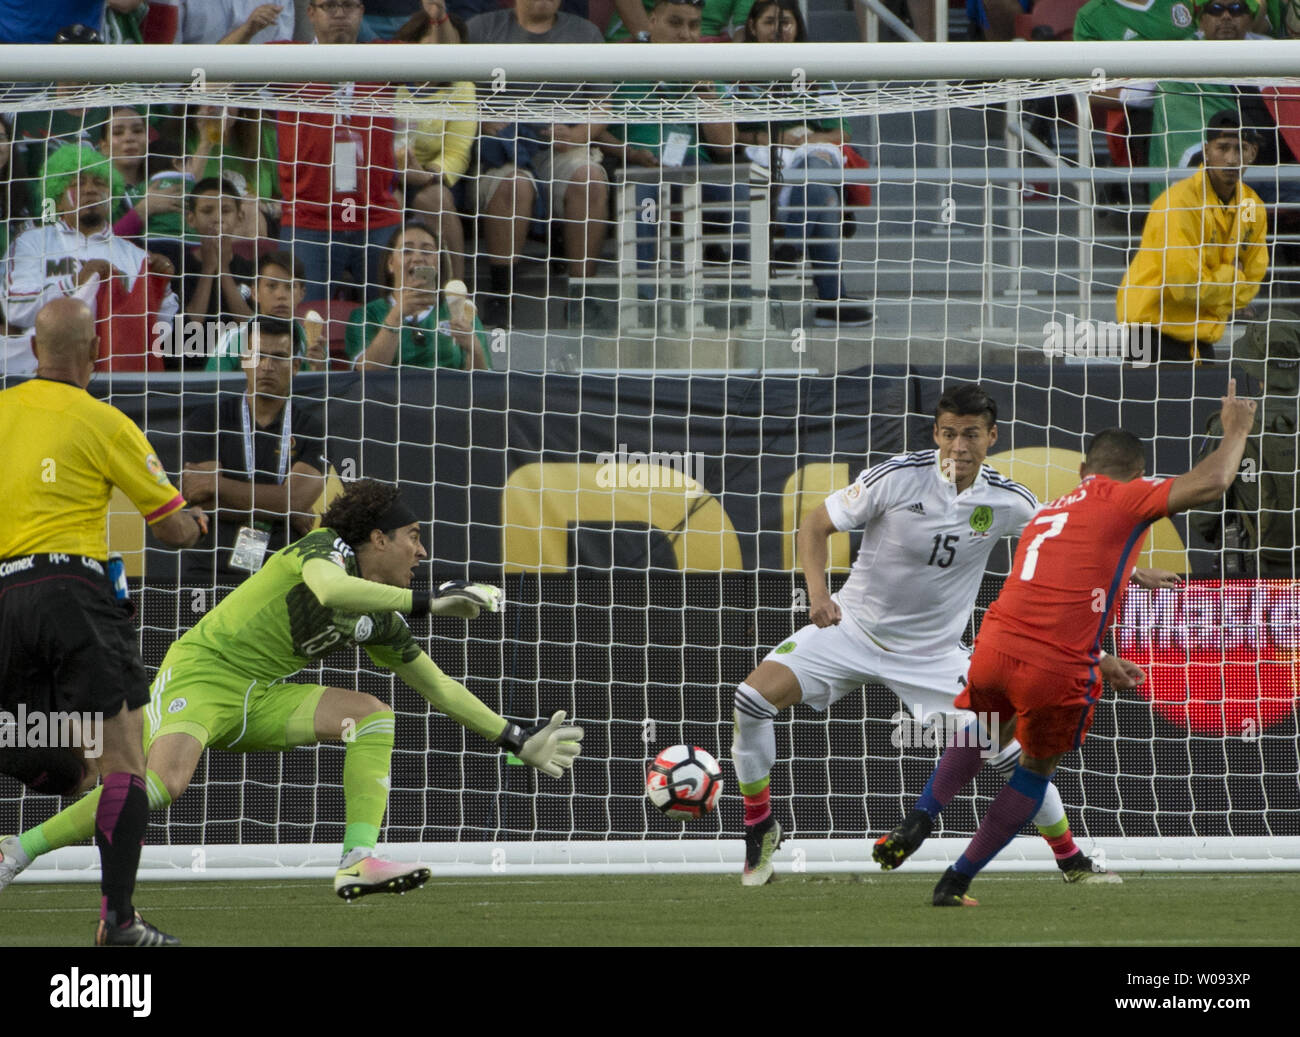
0, 298, 207, 946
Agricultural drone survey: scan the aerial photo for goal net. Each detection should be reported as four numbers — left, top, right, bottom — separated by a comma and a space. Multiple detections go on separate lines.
2, 41, 1299, 878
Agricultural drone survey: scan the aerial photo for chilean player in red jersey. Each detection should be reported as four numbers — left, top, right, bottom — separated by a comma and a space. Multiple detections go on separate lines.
873, 381, 1258, 905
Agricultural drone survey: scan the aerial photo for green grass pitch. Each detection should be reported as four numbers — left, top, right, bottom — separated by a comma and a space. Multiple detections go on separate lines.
3, 872, 1300, 946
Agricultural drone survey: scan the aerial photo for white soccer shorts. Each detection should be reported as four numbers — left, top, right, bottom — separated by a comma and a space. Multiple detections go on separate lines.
761, 614, 973, 723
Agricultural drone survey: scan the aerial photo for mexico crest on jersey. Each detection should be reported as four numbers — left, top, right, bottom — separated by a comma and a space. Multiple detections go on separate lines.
968, 505, 994, 537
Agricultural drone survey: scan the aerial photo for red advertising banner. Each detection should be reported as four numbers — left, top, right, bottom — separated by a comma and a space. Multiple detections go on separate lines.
1115, 580, 1300, 737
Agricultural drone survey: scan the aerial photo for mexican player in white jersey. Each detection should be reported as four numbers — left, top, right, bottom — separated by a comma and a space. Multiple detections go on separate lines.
732, 383, 1178, 886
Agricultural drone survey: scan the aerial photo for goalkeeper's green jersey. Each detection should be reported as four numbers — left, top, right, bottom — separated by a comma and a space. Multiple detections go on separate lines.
178, 527, 419, 681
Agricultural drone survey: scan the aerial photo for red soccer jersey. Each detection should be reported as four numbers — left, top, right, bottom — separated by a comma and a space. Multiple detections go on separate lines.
977, 473, 1174, 675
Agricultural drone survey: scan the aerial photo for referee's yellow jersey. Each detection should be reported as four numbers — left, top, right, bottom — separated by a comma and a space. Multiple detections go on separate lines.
0, 378, 186, 559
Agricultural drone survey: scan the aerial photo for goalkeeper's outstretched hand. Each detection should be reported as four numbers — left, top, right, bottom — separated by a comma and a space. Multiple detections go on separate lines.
425, 580, 503, 619
516, 710, 584, 778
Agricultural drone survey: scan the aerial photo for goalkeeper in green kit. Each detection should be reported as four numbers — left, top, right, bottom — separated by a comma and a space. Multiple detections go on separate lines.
0, 479, 582, 903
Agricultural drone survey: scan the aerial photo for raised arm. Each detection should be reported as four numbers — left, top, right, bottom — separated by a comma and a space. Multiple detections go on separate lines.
1165, 379, 1257, 515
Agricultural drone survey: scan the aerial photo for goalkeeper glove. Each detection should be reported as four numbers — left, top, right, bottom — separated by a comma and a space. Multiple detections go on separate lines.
496, 710, 584, 778
412, 580, 503, 619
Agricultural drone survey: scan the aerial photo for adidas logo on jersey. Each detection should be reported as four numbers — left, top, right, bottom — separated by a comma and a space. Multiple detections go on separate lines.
907, 502, 926, 515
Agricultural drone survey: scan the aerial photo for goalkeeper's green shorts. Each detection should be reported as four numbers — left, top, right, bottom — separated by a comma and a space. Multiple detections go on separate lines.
143, 644, 327, 753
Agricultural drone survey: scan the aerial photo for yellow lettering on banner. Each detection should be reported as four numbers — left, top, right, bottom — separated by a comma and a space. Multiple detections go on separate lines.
999, 446, 1188, 574
782, 464, 851, 572
501, 463, 743, 572
310, 464, 347, 528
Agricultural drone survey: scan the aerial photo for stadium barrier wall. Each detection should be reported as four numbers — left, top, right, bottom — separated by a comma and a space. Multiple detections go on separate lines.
85, 363, 1238, 578
23, 837, 1300, 882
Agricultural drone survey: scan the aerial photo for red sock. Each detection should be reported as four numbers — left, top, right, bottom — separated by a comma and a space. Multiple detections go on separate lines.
1044, 829, 1079, 861
743, 786, 771, 827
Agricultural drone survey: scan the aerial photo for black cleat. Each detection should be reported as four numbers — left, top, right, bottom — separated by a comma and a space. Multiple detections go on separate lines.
1059, 850, 1122, 884
741, 817, 784, 887
932, 867, 978, 907
95, 912, 180, 946
873, 808, 933, 871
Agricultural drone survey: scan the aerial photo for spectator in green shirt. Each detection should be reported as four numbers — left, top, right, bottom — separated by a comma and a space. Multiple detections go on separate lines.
184, 106, 281, 240
346, 221, 491, 371
0, 116, 35, 270
97, 106, 149, 208
206, 250, 327, 373
607, 0, 755, 39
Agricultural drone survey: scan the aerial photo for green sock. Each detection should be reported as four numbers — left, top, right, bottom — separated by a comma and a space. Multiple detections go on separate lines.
1037, 815, 1070, 839
341, 711, 396, 856
738, 776, 770, 797
19, 769, 172, 860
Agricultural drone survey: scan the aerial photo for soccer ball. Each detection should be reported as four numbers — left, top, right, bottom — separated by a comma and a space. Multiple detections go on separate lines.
646, 745, 723, 820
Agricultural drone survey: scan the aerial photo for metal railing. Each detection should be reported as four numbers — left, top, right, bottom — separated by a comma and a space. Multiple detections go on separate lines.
586, 93, 1300, 339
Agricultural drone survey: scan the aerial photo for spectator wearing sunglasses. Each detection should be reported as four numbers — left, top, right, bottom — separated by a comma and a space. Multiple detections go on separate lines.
1101, 1, 1295, 201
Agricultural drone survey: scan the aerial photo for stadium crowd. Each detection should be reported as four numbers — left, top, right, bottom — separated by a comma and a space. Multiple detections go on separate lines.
0, 0, 1298, 370
0, 0, 882, 372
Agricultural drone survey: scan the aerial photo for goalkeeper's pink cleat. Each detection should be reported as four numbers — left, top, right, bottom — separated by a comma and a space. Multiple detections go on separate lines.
0, 835, 31, 894
334, 851, 431, 902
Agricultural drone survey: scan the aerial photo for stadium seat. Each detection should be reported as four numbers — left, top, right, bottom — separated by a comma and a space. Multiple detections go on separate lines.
1000, 446, 1190, 573
1013, 0, 1087, 40
587, 0, 614, 33
231, 237, 287, 265
310, 463, 347, 527
297, 298, 357, 369
781, 464, 852, 572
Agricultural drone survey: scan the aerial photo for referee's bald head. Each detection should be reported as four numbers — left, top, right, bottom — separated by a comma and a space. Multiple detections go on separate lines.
33, 298, 99, 384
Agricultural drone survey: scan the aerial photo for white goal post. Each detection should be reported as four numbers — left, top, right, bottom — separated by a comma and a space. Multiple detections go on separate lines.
3, 39, 1300, 82
2, 40, 1299, 880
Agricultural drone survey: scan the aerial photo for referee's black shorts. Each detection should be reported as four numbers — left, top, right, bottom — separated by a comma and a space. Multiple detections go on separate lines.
0, 554, 150, 719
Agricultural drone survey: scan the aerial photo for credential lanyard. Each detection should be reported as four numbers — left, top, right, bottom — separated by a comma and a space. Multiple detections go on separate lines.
241, 397, 293, 485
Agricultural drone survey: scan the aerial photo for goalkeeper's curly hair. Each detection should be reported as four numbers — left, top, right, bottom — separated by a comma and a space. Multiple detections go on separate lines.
319, 479, 404, 548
